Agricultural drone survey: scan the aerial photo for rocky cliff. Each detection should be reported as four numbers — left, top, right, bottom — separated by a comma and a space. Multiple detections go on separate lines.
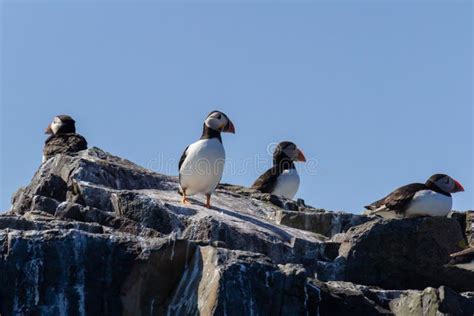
1, 147, 473, 315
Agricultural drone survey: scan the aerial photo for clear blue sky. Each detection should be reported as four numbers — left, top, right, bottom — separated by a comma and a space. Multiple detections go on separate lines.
1, 1, 472, 213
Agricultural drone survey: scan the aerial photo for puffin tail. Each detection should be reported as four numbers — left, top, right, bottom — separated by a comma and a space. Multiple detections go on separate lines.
364, 204, 376, 211
362, 204, 390, 217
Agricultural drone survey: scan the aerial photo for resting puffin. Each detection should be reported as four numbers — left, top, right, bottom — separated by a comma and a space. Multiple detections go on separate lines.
43, 115, 87, 162
251, 141, 306, 200
178, 111, 235, 208
364, 174, 464, 218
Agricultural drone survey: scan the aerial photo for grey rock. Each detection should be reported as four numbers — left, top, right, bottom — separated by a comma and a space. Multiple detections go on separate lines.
338, 217, 474, 292
55, 201, 85, 221
275, 209, 373, 237
81, 206, 163, 238
313, 281, 474, 316
22, 210, 56, 222
121, 239, 196, 315
450, 247, 474, 273
30, 195, 60, 215
390, 286, 474, 316
166, 247, 320, 316
0, 228, 139, 315
2, 147, 474, 315
313, 280, 396, 315
466, 211, 474, 246
10, 155, 75, 214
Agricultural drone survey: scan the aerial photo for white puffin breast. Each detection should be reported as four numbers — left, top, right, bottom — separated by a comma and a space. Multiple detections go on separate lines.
272, 169, 300, 200
179, 138, 225, 196
405, 190, 452, 217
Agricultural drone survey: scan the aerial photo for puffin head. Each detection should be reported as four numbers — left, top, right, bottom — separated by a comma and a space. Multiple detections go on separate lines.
274, 141, 306, 163
45, 115, 76, 135
426, 174, 464, 194
204, 111, 235, 134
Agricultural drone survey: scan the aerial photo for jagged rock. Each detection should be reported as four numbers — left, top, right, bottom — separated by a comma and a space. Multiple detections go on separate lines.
55, 201, 84, 221
80, 206, 163, 238
313, 281, 474, 316
338, 217, 474, 292
2, 147, 474, 315
0, 227, 139, 315
449, 211, 472, 248
120, 239, 197, 315
9, 148, 330, 271
275, 209, 373, 237
30, 195, 60, 215
450, 247, 474, 273
22, 210, 56, 222
166, 247, 320, 316
451, 247, 474, 263
312, 280, 398, 315
0, 214, 102, 234
466, 211, 474, 245
389, 286, 474, 316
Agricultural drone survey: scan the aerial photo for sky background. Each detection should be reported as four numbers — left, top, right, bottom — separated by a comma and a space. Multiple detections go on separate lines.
1, 1, 472, 213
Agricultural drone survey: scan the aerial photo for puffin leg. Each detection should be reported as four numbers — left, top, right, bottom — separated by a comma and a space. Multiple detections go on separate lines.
205, 194, 211, 209
181, 190, 189, 204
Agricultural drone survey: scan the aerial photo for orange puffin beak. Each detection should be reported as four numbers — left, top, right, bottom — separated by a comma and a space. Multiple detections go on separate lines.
296, 148, 306, 162
453, 179, 464, 192
45, 124, 53, 134
223, 120, 235, 134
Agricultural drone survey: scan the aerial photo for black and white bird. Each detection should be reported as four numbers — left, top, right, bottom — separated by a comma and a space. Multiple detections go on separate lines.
178, 111, 235, 208
364, 174, 464, 218
45, 115, 77, 135
251, 141, 306, 200
43, 115, 87, 162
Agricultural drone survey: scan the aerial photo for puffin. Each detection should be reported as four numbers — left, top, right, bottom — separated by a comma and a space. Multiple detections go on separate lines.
178, 111, 235, 208
251, 141, 306, 200
43, 115, 88, 162
364, 174, 464, 218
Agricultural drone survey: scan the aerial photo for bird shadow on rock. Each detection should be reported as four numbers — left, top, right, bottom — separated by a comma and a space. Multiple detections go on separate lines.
163, 202, 198, 216
182, 199, 295, 243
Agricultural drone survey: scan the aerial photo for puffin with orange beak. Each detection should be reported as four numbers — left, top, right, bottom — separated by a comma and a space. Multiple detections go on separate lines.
178, 111, 235, 208
252, 141, 306, 200
364, 174, 464, 218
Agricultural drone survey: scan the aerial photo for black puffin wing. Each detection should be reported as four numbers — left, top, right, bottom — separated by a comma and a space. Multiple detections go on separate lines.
43, 134, 87, 158
178, 145, 190, 173
364, 196, 386, 210
367, 183, 427, 213
251, 166, 280, 194
67, 134, 88, 151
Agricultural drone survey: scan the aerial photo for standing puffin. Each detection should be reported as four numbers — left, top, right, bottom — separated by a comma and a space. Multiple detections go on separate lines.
364, 174, 464, 218
43, 115, 87, 162
251, 141, 306, 200
178, 111, 235, 208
